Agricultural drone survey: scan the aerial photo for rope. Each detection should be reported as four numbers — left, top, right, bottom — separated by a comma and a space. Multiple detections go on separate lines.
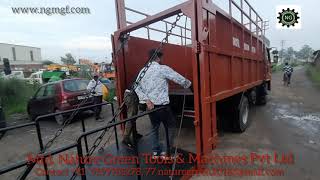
170, 15, 189, 180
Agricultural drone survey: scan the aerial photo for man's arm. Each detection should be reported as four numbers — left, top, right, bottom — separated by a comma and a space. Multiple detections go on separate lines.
87, 81, 95, 91
134, 85, 149, 102
135, 85, 154, 110
161, 65, 191, 88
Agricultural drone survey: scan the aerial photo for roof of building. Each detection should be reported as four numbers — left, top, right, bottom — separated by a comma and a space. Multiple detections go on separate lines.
0, 43, 40, 49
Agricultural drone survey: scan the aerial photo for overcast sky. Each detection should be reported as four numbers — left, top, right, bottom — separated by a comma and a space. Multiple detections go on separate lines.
0, 0, 319, 63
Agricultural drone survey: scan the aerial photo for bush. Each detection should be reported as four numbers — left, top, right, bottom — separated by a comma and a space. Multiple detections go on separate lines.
306, 65, 320, 87
0, 78, 40, 116
272, 64, 284, 72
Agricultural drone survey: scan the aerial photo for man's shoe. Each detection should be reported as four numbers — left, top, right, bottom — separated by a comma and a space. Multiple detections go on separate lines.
96, 116, 104, 121
122, 139, 134, 149
159, 152, 182, 160
151, 152, 161, 159
134, 133, 143, 140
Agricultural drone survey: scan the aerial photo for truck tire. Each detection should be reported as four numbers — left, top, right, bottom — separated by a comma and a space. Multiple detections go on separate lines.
248, 89, 257, 106
233, 96, 250, 132
256, 84, 267, 105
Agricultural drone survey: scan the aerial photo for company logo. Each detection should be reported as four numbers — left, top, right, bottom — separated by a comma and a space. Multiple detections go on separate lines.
276, 5, 301, 29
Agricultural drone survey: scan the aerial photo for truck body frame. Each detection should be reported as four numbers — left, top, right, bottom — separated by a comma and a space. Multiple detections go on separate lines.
113, 0, 271, 158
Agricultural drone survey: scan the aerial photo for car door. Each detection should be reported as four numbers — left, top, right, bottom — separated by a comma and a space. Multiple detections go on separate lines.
28, 84, 56, 118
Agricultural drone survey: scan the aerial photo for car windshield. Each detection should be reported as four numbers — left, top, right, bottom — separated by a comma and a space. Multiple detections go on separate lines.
63, 79, 89, 92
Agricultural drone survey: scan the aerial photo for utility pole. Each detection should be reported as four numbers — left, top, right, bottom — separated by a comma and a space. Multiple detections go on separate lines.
280, 40, 285, 64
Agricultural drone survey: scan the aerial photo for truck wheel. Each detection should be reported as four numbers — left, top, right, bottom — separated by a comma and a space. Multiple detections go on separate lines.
256, 84, 267, 105
233, 96, 250, 132
55, 109, 65, 125
256, 95, 267, 105
248, 89, 257, 105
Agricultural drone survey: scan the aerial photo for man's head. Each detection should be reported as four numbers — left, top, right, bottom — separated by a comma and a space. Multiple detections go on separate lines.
149, 49, 163, 63
93, 73, 99, 81
285, 62, 289, 66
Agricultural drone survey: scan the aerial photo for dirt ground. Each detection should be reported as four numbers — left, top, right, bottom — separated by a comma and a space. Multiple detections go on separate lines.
192, 67, 320, 180
0, 67, 319, 180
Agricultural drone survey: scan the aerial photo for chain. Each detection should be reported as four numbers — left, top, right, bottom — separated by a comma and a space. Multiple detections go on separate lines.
69, 13, 184, 180
17, 33, 131, 180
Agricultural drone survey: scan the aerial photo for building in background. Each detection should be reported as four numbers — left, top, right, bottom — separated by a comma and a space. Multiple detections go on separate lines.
0, 43, 43, 72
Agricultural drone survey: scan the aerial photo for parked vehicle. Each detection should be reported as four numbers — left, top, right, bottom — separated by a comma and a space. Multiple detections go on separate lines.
27, 79, 94, 125
42, 71, 66, 83
113, 0, 271, 157
2, 71, 25, 79
27, 71, 43, 84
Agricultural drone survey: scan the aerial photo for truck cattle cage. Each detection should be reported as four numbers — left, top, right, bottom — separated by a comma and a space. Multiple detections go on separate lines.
113, 0, 271, 166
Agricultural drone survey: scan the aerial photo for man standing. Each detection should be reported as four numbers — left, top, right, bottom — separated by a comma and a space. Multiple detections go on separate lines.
122, 89, 143, 148
282, 62, 293, 85
135, 49, 192, 159
87, 73, 104, 121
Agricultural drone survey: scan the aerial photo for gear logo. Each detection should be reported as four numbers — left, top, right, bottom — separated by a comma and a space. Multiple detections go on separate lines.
277, 8, 300, 28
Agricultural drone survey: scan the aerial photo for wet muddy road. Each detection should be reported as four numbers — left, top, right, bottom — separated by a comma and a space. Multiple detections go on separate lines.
192, 67, 320, 180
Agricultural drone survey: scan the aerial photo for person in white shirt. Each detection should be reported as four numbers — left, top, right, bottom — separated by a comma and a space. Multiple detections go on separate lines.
135, 49, 192, 159
87, 73, 104, 121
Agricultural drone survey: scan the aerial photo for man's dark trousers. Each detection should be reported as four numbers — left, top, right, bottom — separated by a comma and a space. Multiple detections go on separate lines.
94, 95, 103, 118
148, 105, 176, 154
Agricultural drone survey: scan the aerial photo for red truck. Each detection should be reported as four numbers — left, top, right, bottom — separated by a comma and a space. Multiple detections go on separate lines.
113, 0, 271, 163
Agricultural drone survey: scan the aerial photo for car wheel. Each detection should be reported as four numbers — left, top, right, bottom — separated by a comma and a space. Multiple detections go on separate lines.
54, 109, 65, 125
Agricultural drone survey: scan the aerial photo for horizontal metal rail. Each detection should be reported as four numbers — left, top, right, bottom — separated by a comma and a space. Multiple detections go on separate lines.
75, 106, 166, 180
125, 7, 191, 31
34, 102, 110, 122
0, 102, 114, 179
0, 143, 77, 175
127, 21, 192, 40
0, 122, 35, 133
78, 107, 164, 140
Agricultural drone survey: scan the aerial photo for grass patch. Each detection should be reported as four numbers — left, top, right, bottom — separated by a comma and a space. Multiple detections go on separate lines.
306, 65, 320, 87
272, 64, 284, 73
0, 78, 40, 116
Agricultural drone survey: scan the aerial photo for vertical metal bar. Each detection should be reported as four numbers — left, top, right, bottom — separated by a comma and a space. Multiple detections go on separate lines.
147, 26, 150, 40
249, 8, 252, 32
110, 104, 119, 150
81, 119, 89, 154
229, 0, 232, 16
165, 22, 168, 42
132, 121, 141, 180
256, 14, 258, 35
114, 124, 119, 150
180, 28, 183, 45
115, 0, 127, 29
240, 0, 243, 24
76, 140, 87, 180
35, 121, 50, 180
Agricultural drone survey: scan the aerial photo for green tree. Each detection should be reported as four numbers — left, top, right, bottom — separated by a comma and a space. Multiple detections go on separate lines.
285, 47, 295, 63
61, 53, 76, 65
297, 45, 314, 61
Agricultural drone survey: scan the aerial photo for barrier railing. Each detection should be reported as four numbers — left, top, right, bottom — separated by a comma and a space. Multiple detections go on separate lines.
0, 102, 113, 179
0, 102, 165, 180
